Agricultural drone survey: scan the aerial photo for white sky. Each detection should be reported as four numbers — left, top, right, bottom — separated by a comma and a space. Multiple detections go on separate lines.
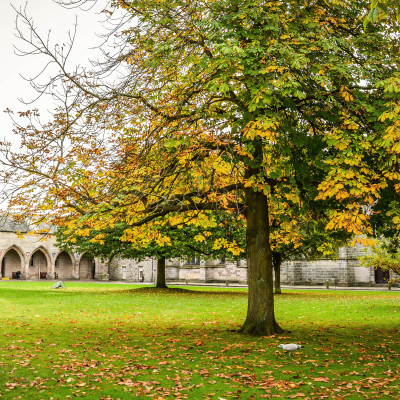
0, 0, 107, 143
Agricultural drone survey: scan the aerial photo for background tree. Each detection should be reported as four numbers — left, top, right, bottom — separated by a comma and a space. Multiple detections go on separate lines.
268, 188, 352, 294
271, 221, 351, 294
360, 237, 400, 282
1, 1, 400, 335
57, 211, 246, 288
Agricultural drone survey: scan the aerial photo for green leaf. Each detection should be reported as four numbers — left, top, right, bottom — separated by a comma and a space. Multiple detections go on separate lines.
368, 7, 379, 22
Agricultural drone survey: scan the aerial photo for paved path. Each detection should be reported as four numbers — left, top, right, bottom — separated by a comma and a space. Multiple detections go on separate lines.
20, 278, 399, 291
72, 280, 400, 291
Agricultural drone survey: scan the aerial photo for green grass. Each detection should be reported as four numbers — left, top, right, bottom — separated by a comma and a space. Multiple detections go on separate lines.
0, 281, 399, 399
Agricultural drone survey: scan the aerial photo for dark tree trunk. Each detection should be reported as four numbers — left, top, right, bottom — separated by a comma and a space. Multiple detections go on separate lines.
156, 256, 168, 288
239, 184, 284, 335
273, 252, 282, 295
107, 253, 118, 279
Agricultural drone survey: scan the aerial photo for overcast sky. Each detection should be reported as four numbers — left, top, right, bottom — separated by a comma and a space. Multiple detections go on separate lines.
0, 0, 107, 143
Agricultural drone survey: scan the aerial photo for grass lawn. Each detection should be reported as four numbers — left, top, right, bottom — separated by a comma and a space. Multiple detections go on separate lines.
0, 282, 399, 399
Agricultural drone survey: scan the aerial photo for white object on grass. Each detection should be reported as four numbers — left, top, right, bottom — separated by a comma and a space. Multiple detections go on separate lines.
51, 281, 66, 289
277, 343, 303, 353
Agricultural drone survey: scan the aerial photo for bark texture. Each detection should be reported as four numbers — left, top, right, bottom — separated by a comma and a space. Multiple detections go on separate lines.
239, 186, 284, 335
156, 256, 168, 288
273, 252, 282, 295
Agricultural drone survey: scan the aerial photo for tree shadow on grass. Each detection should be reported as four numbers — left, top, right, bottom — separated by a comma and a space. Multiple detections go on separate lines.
124, 286, 249, 297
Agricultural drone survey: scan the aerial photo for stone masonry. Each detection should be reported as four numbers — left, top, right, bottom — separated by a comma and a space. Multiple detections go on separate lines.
0, 218, 107, 280
0, 216, 383, 285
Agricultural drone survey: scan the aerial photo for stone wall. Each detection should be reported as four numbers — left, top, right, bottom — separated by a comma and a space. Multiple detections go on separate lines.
108, 258, 248, 284
109, 257, 155, 282
280, 243, 373, 286
177, 266, 202, 281
0, 227, 382, 286
202, 262, 247, 283
164, 260, 247, 283
0, 231, 104, 281
282, 259, 356, 285
105, 245, 377, 286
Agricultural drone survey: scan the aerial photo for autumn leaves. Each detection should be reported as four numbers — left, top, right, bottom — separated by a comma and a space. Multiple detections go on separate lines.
2, 1, 400, 334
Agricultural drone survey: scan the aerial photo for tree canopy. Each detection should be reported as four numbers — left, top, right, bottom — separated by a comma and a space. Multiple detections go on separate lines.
2, 0, 400, 334
56, 211, 246, 287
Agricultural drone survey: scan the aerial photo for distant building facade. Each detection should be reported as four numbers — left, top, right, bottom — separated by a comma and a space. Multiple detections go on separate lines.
0, 218, 107, 281
107, 245, 383, 286
0, 218, 390, 286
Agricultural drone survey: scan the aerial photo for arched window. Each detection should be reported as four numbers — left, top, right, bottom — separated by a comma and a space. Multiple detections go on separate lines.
187, 256, 200, 265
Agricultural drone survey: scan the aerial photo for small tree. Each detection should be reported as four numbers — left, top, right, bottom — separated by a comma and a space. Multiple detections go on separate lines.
360, 237, 400, 283
57, 212, 246, 288
271, 219, 351, 294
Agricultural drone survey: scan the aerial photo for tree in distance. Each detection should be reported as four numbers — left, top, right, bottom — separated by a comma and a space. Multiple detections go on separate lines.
56, 212, 246, 288
359, 237, 400, 283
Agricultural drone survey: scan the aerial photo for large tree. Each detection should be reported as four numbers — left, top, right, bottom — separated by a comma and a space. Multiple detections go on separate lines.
1, 0, 400, 335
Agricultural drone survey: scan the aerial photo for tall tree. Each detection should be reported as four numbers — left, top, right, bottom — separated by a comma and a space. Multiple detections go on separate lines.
1, 0, 400, 334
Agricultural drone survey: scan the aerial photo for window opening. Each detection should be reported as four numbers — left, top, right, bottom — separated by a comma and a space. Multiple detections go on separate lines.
187, 256, 200, 265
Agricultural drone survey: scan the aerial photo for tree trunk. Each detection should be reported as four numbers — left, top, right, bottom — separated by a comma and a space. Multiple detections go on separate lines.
239, 186, 284, 335
273, 252, 282, 295
156, 256, 168, 288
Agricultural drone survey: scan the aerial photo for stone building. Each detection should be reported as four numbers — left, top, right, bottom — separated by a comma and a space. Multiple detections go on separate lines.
0, 217, 390, 286
108, 257, 248, 284
0, 218, 108, 281
108, 246, 388, 286
104, 244, 390, 286
279, 246, 375, 286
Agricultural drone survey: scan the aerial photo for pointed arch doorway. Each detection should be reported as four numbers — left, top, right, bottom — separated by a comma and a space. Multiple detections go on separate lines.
375, 267, 390, 284
79, 254, 95, 280
29, 249, 49, 280
1, 247, 24, 279
54, 251, 73, 280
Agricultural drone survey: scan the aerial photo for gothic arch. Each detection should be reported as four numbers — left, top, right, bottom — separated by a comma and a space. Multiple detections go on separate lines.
54, 250, 75, 264
1, 245, 25, 279
31, 246, 51, 265
54, 251, 74, 280
29, 247, 51, 280
78, 252, 95, 280
1, 245, 25, 263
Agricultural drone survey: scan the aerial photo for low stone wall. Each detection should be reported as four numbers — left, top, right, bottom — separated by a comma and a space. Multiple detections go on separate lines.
166, 266, 179, 280
177, 266, 201, 281
281, 257, 373, 286
164, 262, 247, 284
203, 262, 247, 283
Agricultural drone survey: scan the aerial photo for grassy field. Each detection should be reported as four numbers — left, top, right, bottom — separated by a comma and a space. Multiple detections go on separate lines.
0, 282, 399, 399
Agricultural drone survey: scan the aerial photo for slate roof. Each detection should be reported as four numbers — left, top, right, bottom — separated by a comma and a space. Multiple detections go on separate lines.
0, 214, 56, 233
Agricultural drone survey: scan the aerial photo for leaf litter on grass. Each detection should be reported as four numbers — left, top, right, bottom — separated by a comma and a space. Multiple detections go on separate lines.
0, 285, 400, 399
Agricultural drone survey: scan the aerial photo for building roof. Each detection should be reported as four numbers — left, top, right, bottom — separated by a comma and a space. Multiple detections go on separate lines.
0, 214, 55, 234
